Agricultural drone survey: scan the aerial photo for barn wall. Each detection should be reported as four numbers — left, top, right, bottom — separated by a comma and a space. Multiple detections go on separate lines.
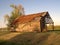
15, 20, 41, 32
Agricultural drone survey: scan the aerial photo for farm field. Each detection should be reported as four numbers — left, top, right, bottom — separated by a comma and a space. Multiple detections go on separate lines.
0, 26, 60, 45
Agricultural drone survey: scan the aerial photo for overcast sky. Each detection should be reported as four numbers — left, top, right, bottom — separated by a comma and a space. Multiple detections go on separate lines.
0, 0, 60, 28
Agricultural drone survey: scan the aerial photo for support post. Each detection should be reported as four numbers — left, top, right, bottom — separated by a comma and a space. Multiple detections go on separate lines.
45, 24, 47, 32
52, 22, 54, 31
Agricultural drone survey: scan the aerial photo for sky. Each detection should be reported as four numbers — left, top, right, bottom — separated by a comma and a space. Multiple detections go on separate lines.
0, 0, 60, 28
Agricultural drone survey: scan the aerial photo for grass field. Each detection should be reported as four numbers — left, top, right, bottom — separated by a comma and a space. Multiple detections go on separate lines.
0, 31, 60, 45
0, 26, 60, 45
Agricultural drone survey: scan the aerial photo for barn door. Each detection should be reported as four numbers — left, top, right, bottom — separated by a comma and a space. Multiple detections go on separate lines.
40, 17, 45, 32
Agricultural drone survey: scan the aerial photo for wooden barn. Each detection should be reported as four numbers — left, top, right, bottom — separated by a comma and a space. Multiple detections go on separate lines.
11, 12, 54, 32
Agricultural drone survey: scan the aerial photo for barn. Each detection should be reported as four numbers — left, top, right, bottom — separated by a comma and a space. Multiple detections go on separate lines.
11, 12, 54, 32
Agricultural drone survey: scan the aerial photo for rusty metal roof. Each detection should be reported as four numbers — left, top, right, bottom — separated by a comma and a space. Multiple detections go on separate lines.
12, 12, 48, 25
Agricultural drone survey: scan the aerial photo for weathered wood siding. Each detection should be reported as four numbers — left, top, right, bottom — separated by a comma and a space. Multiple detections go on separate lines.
15, 17, 41, 32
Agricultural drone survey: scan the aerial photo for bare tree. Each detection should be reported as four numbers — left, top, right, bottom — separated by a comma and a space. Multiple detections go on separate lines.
4, 14, 9, 22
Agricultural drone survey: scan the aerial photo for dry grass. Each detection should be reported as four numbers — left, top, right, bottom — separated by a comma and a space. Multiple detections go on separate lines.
0, 32, 20, 40
0, 25, 60, 45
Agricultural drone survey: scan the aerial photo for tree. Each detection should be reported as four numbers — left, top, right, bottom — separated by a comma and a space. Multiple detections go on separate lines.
10, 4, 25, 15
4, 14, 9, 22
7, 4, 25, 30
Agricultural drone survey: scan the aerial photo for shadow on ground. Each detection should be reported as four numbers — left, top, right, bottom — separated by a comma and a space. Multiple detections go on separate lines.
0, 30, 60, 45
0, 32, 49, 45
